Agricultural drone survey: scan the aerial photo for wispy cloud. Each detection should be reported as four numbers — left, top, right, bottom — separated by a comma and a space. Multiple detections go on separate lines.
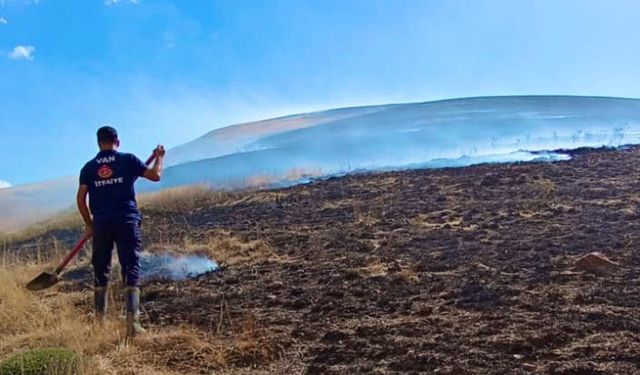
0, 17, 7, 24
0, 180, 11, 189
105, 0, 138, 6
0, 0, 39, 7
8, 45, 35, 60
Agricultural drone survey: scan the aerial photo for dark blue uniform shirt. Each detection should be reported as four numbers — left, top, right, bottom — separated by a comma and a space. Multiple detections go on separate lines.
80, 150, 147, 222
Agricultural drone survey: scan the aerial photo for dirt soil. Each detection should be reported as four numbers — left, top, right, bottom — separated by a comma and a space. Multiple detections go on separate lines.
13, 146, 640, 374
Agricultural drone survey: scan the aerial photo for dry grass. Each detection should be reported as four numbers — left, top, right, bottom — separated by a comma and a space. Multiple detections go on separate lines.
0, 257, 282, 374
0, 262, 123, 373
345, 258, 389, 279
0, 185, 242, 248
352, 204, 380, 226
397, 266, 421, 283
0, 184, 293, 374
344, 259, 421, 283
178, 231, 284, 266
0, 210, 81, 247
532, 177, 556, 200
138, 185, 243, 213
410, 211, 463, 230
133, 316, 278, 372
0, 165, 322, 241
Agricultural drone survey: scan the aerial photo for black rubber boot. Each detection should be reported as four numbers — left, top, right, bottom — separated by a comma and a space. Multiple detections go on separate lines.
125, 286, 146, 337
94, 286, 108, 323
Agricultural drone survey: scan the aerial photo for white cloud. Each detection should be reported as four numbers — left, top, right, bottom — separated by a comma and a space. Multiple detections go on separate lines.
8, 45, 35, 60
0, 180, 11, 189
105, 0, 138, 6
0, 0, 39, 7
0, 17, 7, 25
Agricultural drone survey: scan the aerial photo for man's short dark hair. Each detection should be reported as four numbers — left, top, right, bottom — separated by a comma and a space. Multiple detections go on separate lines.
97, 126, 118, 143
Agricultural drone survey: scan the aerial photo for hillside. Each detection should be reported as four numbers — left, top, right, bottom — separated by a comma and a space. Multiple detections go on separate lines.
3, 146, 640, 374
4, 95, 640, 231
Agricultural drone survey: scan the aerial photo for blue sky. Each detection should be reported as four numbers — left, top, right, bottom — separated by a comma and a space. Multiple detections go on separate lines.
1, 0, 639, 186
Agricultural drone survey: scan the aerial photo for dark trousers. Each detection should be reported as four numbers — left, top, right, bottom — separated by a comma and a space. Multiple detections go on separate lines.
92, 219, 142, 287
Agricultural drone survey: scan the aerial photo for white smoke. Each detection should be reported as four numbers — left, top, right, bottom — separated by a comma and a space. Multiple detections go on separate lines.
0, 180, 11, 189
140, 252, 218, 281
145, 96, 640, 192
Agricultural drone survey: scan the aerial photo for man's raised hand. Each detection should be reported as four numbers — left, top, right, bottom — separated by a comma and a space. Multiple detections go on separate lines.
154, 145, 166, 158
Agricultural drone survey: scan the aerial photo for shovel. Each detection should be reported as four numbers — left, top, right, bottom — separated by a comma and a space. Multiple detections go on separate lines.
26, 152, 157, 291
27, 235, 92, 291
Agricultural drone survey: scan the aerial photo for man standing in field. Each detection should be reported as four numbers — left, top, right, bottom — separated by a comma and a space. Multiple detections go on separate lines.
77, 126, 165, 337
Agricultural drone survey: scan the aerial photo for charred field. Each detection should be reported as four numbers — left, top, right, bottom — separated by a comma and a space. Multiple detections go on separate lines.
5, 146, 640, 374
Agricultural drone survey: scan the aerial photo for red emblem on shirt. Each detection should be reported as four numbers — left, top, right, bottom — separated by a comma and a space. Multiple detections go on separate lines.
97, 164, 113, 179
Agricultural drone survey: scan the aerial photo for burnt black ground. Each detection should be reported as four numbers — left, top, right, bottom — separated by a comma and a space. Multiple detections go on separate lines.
12, 146, 640, 374
143, 146, 640, 374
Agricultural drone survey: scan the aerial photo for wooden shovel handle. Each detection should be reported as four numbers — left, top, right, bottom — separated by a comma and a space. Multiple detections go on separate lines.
54, 235, 91, 274
144, 153, 156, 166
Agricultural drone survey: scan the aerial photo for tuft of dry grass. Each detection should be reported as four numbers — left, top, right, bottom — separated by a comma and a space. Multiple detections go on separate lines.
397, 266, 421, 283
410, 212, 463, 230
345, 258, 389, 279
352, 204, 380, 226
532, 176, 556, 200
138, 185, 242, 214
178, 231, 284, 266
134, 315, 279, 372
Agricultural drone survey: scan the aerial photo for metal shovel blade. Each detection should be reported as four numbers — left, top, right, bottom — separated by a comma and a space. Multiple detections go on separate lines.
26, 271, 61, 291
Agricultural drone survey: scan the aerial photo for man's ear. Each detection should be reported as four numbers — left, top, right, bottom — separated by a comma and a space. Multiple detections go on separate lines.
115, 139, 121, 147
